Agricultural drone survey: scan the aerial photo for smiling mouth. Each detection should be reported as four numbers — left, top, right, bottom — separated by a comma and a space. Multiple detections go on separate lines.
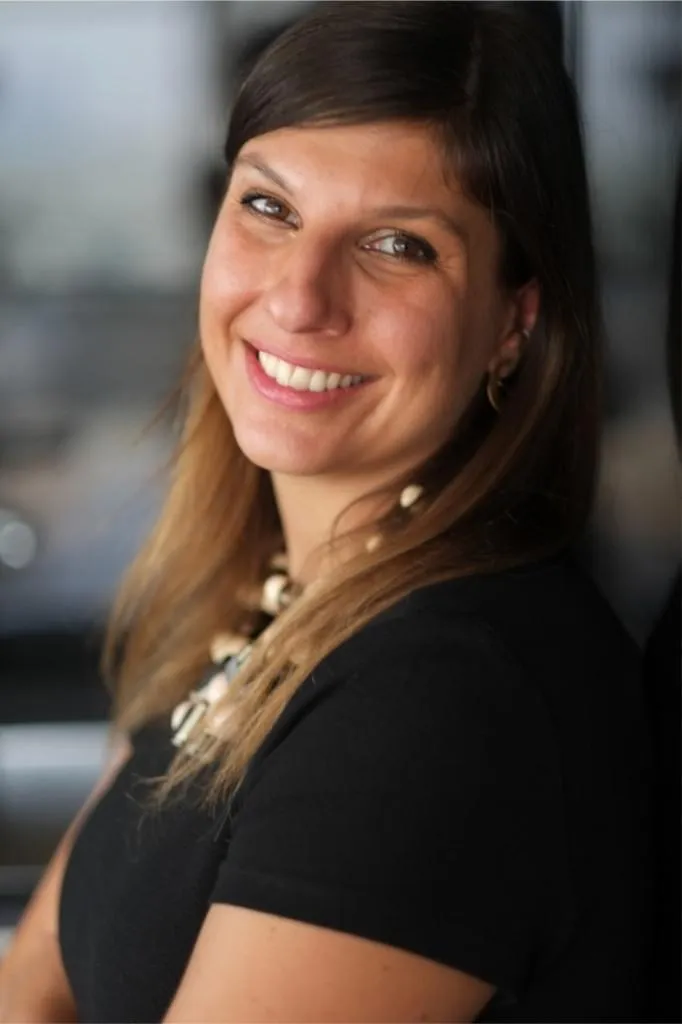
256, 350, 367, 393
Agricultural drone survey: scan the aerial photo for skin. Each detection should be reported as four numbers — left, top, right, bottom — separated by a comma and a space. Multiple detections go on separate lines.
200, 120, 538, 579
163, 904, 497, 1023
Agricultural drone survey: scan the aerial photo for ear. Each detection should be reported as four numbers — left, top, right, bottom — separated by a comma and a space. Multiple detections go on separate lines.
488, 278, 541, 379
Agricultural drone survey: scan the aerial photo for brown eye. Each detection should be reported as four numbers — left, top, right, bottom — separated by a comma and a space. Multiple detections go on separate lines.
365, 231, 438, 265
240, 191, 296, 225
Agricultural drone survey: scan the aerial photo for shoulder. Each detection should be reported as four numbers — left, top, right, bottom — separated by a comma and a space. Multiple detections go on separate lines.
243, 549, 642, 797
331, 547, 639, 685
315, 548, 637, 695
242, 558, 571, 809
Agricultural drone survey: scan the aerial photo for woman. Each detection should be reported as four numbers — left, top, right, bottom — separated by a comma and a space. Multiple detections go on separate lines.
0, 3, 653, 1022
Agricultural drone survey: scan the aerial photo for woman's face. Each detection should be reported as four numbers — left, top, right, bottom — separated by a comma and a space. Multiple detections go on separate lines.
200, 120, 525, 486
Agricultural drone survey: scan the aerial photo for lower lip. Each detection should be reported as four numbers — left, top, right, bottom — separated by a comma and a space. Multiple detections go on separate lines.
244, 343, 371, 410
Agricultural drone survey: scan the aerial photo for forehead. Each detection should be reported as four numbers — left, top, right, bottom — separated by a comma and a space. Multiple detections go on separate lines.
236, 120, 467, 210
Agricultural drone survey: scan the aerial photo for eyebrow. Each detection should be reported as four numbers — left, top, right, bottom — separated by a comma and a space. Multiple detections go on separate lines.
233, 152, 468, 245
234, 154, 294, 194
370, 204, 468, 244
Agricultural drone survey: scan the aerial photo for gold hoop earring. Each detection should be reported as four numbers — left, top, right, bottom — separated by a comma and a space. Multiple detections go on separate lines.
486, 372, 506, 414
487, 326, 530, 413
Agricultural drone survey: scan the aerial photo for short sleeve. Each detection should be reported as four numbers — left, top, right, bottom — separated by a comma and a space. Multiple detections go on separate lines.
211, 615, 571, 1002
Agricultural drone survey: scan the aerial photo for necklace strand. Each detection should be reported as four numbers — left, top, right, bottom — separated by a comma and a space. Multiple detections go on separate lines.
170, 482, 425, 753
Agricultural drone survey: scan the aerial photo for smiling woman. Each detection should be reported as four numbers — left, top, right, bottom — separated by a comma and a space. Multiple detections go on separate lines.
0, 3, 654, 1023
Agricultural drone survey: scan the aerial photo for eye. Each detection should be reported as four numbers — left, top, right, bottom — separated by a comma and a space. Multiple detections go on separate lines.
239, 191, 297, 226
364, 231, 438, 266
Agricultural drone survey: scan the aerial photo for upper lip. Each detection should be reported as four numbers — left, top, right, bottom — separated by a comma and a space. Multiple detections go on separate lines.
245, 340, 371, 378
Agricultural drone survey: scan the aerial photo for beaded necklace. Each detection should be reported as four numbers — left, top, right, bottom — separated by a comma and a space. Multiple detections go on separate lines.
169, 483, 424, 755
169, 553, 301, 754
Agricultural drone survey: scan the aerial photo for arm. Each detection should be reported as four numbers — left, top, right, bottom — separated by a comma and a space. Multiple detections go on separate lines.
0, 732, 132, 1023
164, 903, 495, 1023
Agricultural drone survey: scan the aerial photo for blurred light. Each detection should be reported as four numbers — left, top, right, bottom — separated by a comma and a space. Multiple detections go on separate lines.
0, 509, 37, 570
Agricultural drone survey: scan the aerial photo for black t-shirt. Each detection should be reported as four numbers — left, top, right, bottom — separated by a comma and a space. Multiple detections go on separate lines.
59, 553, 654, 1022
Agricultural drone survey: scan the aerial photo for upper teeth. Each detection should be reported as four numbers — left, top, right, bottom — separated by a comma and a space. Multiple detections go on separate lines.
258, 351, 364, 392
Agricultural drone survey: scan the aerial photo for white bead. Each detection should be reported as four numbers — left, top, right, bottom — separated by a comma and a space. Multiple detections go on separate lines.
171, 701, 206, 748
171, 700, 191, 732
199, 672, 230, 704
399, 484, 424, 509
261, 573, 290, 615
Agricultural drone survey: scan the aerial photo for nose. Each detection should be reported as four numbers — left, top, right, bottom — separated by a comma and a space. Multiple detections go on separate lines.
262, 237, 351, 338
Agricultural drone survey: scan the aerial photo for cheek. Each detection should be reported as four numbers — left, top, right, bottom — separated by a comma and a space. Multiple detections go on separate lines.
199, 225, 260, 336
371, 293, 462, 383
370, 291, 488, 445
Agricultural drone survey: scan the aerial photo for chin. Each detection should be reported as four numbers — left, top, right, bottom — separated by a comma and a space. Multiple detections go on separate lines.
231, 423, 332, 477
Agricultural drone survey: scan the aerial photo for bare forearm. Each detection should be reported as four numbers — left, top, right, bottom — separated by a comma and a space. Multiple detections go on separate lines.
0, 941, 77, 1023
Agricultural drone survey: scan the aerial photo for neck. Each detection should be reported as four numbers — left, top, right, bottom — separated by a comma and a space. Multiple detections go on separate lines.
271, 472, 386, 584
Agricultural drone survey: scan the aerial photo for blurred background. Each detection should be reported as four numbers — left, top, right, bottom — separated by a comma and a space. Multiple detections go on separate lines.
0, 0, 680, 951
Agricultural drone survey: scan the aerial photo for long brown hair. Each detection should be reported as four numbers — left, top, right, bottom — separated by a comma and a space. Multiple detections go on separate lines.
105, 1, 600, 806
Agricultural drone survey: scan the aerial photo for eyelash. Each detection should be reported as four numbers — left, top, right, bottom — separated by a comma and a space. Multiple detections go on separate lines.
238, 190, 439, 267
240, 191, 296, 225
